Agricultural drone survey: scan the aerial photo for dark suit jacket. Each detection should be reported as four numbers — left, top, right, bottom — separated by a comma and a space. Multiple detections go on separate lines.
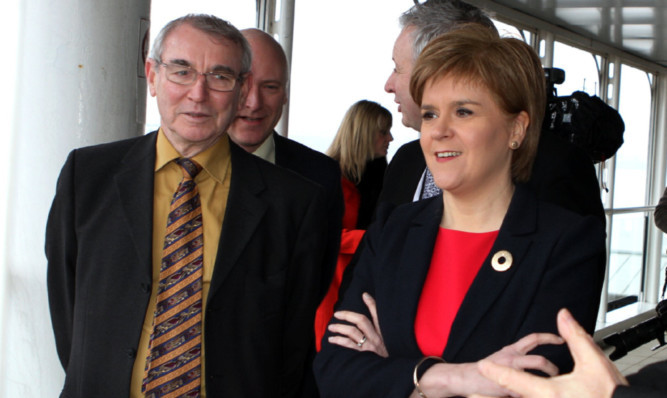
314, 184, 606, 397
274, 132, 343, 299
379, 131, 606, 224
614, 360, 667, 398
46, 132, 328, 397
377, 138, 425, 206
273, 132, 343, 398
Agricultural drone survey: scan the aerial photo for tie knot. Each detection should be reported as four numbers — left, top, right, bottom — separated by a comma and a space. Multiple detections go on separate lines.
176, 158, 202, 180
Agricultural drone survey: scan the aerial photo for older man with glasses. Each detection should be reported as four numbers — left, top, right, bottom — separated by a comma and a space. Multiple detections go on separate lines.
46, 14, 328, 398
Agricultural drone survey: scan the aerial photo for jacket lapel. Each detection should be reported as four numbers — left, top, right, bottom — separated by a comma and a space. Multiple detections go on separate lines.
391, 197, 443, 353
114, 133, 157, 278
443, 184, 537, 360
272, 131, 288, 167
208, 140, 267, 295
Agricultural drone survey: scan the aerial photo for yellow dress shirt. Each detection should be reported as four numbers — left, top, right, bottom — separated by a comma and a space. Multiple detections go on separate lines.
130, 130, 231, 397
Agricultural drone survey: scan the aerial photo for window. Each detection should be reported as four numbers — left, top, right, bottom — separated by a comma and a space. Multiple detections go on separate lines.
613, 65, 652, 208
553, 41, 600, 96
288, 0, 410, 157
607, 212, 648, 305
604, 65, 653, 307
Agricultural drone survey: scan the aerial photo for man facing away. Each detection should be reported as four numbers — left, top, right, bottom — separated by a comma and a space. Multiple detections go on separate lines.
380, 0, 604, 224
46, 14, 328, 397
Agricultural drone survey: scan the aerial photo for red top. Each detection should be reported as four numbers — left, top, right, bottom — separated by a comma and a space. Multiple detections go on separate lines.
314, 177, 365, 351
415, 228, 499, 356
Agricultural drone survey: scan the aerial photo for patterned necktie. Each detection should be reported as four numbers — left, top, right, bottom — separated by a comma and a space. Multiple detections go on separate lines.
421, 167, 442, 200
143, 158, 204, 398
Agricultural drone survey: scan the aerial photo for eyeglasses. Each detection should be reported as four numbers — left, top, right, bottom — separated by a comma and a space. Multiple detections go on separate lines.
158, 62, 241, 92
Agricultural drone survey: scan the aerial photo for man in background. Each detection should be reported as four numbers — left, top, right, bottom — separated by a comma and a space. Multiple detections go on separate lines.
381, 0, 497, 204
227, 27, 343, 398
380, 0, 605, 224
228, 28, 343, 301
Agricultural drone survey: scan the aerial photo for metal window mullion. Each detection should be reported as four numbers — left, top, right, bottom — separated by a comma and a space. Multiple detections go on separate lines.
256, 0, 294, 138
644, 73, 667, 303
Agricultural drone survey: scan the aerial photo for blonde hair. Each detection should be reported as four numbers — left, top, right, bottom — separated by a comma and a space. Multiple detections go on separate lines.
327, 100, 392, 183
410, 24, 546, 182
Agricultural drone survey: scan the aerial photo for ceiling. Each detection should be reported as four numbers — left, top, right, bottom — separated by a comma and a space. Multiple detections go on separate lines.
471, 0, 667, 69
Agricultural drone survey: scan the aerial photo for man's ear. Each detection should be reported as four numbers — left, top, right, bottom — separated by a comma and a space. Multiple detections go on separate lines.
145, 58, 158, 97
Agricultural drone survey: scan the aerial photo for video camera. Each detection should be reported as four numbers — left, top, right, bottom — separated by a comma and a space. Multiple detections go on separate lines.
603, 300, 667, 360
541, 67, 625, 163
544, 67, 565, 98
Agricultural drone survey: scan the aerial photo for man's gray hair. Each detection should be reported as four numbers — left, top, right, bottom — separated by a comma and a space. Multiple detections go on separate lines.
150, 14, 252, 76
400, 0, 497, 60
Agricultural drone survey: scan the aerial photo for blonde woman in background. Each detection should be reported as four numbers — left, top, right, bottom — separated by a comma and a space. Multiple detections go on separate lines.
314, 100, 393, 351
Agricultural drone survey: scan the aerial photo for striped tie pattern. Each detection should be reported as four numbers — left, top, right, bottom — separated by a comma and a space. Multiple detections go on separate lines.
143, 158, 204, 398
421, 167, 442, 199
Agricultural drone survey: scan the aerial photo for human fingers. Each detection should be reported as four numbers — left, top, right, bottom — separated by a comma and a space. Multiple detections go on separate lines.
327, 323, 386, 355
557, 308, 628, 386
332, 310, 379, 345
327, 321, 366, 345
360, 293, 389, 357
333, 310, 375, 334
329, 313, 388, 356
327, 318, 371, 350
510, 332, 564, 354
333, 309, 385, 342
478, 359, 552, 397
362, 293, 381, 332
327, 334, 367, 351
510, 354, 559, 376
557, 308, 605, 363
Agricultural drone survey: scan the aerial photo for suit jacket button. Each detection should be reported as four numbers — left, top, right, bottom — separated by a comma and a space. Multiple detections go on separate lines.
126, 348, 136, 358
140, 283, 150, 293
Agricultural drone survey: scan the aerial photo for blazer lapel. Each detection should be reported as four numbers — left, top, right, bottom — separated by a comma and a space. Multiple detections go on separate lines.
208, 141, 267, 295
443, 185, 538, 360
114, 133, 157, 277
391, 197, 443, 353
272, 131, 289, 167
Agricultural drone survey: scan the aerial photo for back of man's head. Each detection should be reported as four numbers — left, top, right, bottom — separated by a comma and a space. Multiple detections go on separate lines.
400, 0, 497, 61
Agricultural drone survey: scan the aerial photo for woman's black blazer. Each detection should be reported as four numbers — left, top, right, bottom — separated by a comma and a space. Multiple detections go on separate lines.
314, 183, 606, 397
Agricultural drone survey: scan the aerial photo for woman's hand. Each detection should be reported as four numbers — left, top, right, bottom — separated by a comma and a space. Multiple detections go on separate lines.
413, 332, 564, 398
326, 292, 389, 357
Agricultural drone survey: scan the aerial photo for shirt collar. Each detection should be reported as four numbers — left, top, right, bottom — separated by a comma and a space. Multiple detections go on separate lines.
252, 132, 276, 164
155, 128, 231, 184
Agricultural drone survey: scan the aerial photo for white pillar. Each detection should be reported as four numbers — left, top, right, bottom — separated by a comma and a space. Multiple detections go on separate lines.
0, 0, 150, 396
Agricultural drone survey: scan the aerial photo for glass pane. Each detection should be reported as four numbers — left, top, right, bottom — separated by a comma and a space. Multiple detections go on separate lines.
612, 65, 652, 208
145, 1, 256, 134
493, 20, 523, 40
289, 9, 533, 158
552, 41, 600, 96
607, 212, 647, 308
289, 0, 410, 156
